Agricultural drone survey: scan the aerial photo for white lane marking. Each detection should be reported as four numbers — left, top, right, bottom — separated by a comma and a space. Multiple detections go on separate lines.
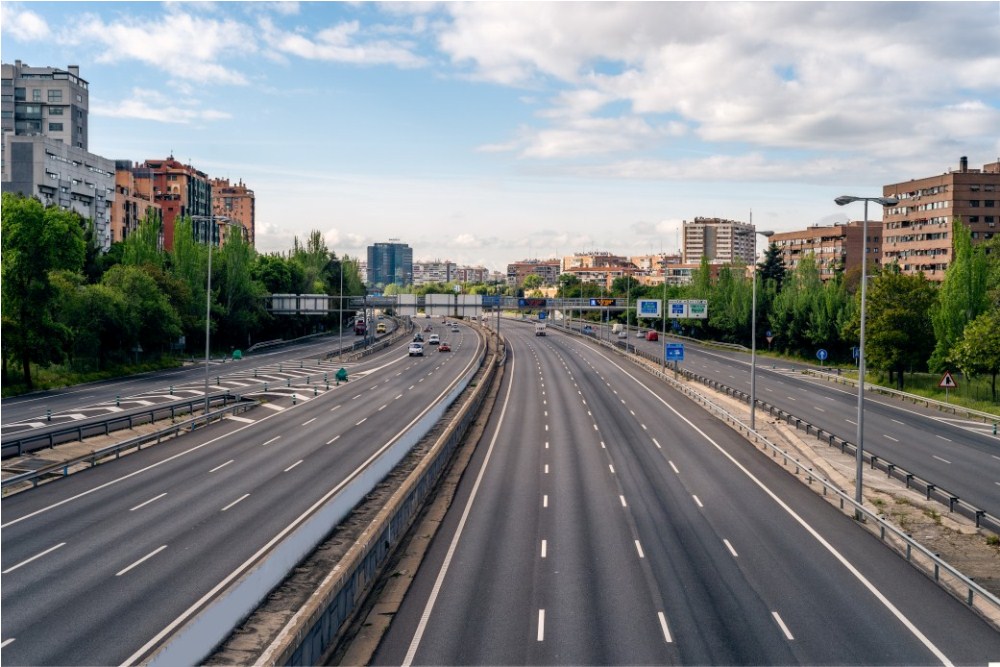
261, 403, 284, 411
724, 539, 739, 558
2, 542, 66, 574
262, 436, 280, 446
330, 405, 342, 412
766, 388, 774, 392
395, 394, 403, 400
936, 435, 952, 442
209, 460, 234, 473
352, 394, 362, 400
116, 545, 167, 576
593, 424, 598, 431
356, 418, 367, 426
814, 407, 825, 413
892, 419, 905, 425
692, 495, 703, 508
772, 611, 794, 640
932, 455, 952, 465
545, 424, 549, 431
541, 540, 547, 558
657, 612, 673, 643
327, 435, 340, 445
130, 493, 167, 512
600, 441, 606, 449
787, 396, 797, 401
543, 495, 548, 508
884, 434, 899, 442
630, 409, 636, 416
379, 404, 387, 411
537, 609, 545, 642
284, 460, 303, 472
221, 493, 251, 511
0, 638, 14, 648
669, 460, 679, 474
846, 419, 857, 425
544, 464, 549, 474
609, 464, 615, 474
619, 495, 627, 507
641, 423, 648, 431
545, 441, 549, 449
652, 438, 661, 449
635, 540, 645, 558
225, 414, 255, 423
301, 418, 316, 426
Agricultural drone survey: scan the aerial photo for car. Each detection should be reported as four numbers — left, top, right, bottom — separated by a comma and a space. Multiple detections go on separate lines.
424, 324, 433, 332
408, 342, 424, 356
636, 330, 645, 338
376, 323, 387, 334
617, 330, 628, 339
451, 325, 460, 332
582, 325, 594, 335
438, 341, 451, 352
646, 330, 658, 341
428, 334, 440, 345
413, 333, 424, 342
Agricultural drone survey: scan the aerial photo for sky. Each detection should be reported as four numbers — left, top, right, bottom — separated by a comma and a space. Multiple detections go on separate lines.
3, 2, 999, 271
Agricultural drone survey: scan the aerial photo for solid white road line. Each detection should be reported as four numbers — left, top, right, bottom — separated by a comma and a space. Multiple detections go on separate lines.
221, 493, 251, 511
658, 612, 673, 643
2, 542, 66, 574
130, 493, 167, 512
116, 545, 167, 576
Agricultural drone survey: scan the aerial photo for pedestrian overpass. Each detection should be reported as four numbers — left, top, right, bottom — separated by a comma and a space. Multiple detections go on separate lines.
265, 294, 630, 318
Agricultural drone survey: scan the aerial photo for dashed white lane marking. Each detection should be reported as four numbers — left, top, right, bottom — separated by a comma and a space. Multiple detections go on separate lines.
634, 540, 645, 558
724, 539, 739, 558
772, 611, 794, 640
116, 545, 167, 576
221, 493, 251, 511
302, 418, 316, 426
330, 405, 342, 412
936, 435, 952, 442
543, 495, 548, 508
130, 493, 167, 511
658, 612, 673, 643
884, 434, 899, 442
262, 436, 280, 446
2, 542, 66, 574
669, 461, 679, 474
541, 540, 547, 558
209, 460, 234, 473
327, 435, 340, 445
693, 495, 704, 508
537, 609, 545, 641
0, 638, 14, 648
379, 404, 387, 411
619, 495, 627, 507
891, 419, 904, 425
846, 419, 857, 425
544, 464, 549, 474
932, 455, 952, 464
352, 394, 362, 400
652, 437, 661, 449
356, 418, 367, 426
609, 464, 615, 474
284, 460, 303, 472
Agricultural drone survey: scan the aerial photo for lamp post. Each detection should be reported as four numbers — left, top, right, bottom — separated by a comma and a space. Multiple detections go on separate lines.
338, 259, 344, 361
750, 230, 774, 431
625, 272, 631, 354
834, 194, 899, 519
189, 214, 232, 415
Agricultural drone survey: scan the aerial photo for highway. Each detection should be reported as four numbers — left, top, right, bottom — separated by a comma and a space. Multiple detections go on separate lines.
573, 320, 1000, 519
0, 320, 481, 665
373, 321, 1000, 665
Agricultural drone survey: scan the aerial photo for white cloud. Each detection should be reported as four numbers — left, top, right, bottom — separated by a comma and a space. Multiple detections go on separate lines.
257, 16, 426, 67
91, 88, 231, 124
1, 4, 51, 40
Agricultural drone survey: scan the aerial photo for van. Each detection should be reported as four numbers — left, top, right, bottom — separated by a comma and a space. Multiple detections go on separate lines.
376, 322, 387, 334
611, 323, 624, 334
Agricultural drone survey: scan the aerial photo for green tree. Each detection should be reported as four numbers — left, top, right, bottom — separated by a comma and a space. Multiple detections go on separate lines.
929, 220, 988, 371
843, 268, 935, 390
950, 309, 1000, 402
768, 253, 824, 354
759, 242, 787, 291
101, 265, 182, 353
52, 270, 126, 370
1, 194, 86, 388
215, 232, 265, 349
708, 263, 752, 344
522, 274, 543, 291
122, 215, 163, 268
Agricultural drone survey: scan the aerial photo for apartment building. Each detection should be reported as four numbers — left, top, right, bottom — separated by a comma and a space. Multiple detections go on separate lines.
211, 177, 255, 246
882, 157, 1000, 280
682, 217, 755, 265
2, 61, 114, 248
413, 260, 456, 285
367, 240, 413, 289
771, 221, 882, 280
132, 156, 213, 251
111, 160, 162, 245
561, 251, 629, 271
452, 265, 491, 283
506, 259, 562, 287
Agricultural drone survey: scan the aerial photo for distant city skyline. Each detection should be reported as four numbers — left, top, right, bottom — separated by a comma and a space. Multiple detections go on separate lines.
2, 2, 998, 270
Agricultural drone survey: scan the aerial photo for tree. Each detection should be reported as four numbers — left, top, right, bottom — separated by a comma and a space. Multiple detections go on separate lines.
1, 194, 86, 388
122, 215, 163, 268
929, 220, 988, 371
950, 309, 1000, 403
522, 274, 543, 291
100, 265, 182, 353
843, 268, 935, 390
215, 231, 265, 349
758, 242, 787, 291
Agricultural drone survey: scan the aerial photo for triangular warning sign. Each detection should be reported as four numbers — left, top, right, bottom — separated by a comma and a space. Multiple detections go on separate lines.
938, 371, 958, 389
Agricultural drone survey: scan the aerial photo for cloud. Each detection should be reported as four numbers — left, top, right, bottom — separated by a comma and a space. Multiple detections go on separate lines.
90, 88, 231, 124
257, 16, 427, 67
1, 4, 51, 40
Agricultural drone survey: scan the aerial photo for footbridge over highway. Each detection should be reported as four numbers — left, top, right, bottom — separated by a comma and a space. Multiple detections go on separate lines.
265, 293, 631, 318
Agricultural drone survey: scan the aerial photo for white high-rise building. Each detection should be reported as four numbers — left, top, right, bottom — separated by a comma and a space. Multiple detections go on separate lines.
682, 217, 755, 265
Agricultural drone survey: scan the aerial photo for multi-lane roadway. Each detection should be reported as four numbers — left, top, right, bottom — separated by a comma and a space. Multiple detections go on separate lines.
373, 321, 1000, 665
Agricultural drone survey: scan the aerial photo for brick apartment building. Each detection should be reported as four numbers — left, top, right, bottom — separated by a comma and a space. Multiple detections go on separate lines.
132, 156, 213, 251
506, 259, 562, 287
882, 156, 1000, 280
771, 220, 882, 281
211, 177, 255, 246
111, 160, 162, 244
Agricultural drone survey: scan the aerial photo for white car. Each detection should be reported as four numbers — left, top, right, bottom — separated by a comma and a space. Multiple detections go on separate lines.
451, 325, 460, 333
408, 342, 424, 356
428, 334, 440, 345
617, 330, 628, 339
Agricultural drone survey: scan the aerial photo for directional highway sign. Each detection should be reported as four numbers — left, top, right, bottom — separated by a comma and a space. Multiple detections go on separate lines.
665, 343, 685, 361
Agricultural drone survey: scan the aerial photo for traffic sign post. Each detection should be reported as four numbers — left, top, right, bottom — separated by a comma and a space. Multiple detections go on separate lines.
816, 348, 828, 367
665, 343, 684, 378
765, 329, 773, 350
938, 370, 958, 403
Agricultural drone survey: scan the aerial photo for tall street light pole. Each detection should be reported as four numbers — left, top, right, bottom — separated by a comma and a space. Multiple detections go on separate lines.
835, 194, 899, 519
190, 214, 231, 416
750, 230, 774, 431
338, 259, 344, 361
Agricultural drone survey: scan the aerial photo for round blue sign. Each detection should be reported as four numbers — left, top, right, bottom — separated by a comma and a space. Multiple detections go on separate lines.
766, 330, 772, 338
816, 348, 828, 361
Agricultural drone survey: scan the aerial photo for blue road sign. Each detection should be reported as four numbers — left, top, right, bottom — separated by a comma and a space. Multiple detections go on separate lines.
816, 348, 828, 361
851, 346, 859, 360
666, 343, 685, 362
766, 329, 773, 338
538, 311, 547, 320
482, 296, 501, 307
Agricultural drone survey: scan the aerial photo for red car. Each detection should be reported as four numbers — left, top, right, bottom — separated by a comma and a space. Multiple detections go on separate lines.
645, 331, 658, 341
438, 341, 451, 352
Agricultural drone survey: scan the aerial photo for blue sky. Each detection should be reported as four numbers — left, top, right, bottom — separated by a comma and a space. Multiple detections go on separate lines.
3, 2, 999, 270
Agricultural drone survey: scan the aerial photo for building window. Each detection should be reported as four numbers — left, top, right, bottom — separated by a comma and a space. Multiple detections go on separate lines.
969, 216, 980, 223
32, 89, 41, 101
986, 200, 996, 207
49, 106, 64, 115
970, 200, 980, 207
76, 93, 83, 103
48, 122, 63, 131
47, 89, 63, 103
14, 87, 25, 101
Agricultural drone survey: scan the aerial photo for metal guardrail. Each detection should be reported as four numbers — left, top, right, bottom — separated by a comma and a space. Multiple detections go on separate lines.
2, 393, 246, 459
1, 398, 258, 491
804, 368, 1000, 424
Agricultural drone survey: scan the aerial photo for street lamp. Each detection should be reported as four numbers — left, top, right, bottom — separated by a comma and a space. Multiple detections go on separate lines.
190, 214, 232, 415
834, 194, 899, 519
750, 230, 774, 431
